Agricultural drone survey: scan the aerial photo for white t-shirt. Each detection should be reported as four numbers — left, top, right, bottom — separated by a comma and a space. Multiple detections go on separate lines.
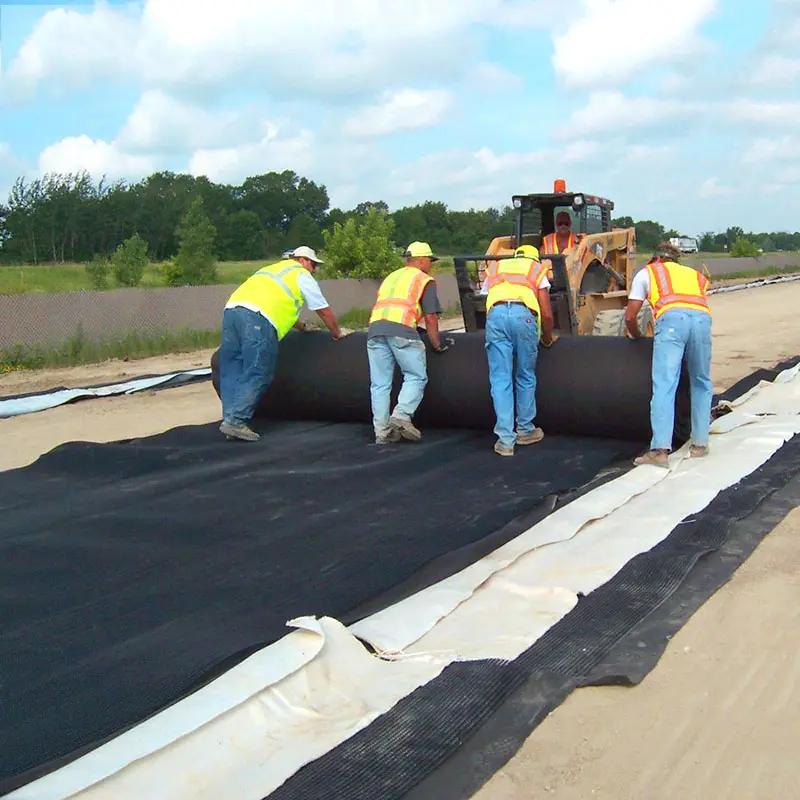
628, 268, 651, 302
296, 271, 329, 311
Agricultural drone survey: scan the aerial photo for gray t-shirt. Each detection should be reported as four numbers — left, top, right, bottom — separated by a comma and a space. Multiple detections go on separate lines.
367, 281, 443, 340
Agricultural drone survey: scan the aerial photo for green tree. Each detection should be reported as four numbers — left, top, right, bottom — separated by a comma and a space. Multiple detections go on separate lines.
730, 236, 760, 257
164, 196, 218, 285
285, 212, 323, 250
85, 252, 111, 290
321, 207, 403, 279
111, 233, 148, 287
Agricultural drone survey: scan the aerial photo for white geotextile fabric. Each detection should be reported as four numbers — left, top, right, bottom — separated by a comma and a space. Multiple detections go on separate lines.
0, 369, 211, 419
9, 364, 800, 800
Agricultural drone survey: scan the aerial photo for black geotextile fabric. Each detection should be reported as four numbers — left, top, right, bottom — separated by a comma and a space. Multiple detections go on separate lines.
0, 419, 643, 792
211, 330, 692, 446
265, 432, 800, 800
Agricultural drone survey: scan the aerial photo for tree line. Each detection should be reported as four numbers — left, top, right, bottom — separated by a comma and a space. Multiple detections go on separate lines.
1, 169, 798, 273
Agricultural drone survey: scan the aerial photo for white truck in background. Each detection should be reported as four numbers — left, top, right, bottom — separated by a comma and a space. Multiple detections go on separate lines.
669, 236, 699, 253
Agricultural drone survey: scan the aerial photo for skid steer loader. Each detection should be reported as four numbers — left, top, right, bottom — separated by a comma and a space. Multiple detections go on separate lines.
453, 180, 654, 338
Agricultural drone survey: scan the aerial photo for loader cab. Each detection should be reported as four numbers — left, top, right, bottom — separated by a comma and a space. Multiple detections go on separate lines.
511, 188, 615, 247
453, 181, 619, 334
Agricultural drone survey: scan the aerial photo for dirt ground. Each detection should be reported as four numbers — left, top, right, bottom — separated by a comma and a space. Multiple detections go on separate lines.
1, 281, 799, 799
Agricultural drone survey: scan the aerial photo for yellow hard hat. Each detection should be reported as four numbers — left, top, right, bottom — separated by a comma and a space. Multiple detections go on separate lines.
405, 241, 439, 261
514, 244, 540, 261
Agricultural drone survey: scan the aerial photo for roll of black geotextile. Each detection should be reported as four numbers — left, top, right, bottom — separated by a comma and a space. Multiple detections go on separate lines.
211, 331, 691, 445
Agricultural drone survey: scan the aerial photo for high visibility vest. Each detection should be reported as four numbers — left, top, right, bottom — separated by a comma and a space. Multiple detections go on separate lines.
646, 259, 711, 321
541, 231, 576, 254
370, 266, 435, 328
485, 257, 549, 316
226, 259, 307, 340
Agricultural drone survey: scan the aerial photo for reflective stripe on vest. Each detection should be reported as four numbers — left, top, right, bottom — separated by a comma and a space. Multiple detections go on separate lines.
646, 259, 711, 321
369, 267, 434, 328
226, 259, 306, 339
541, 231, 575, 254
485, 257, 548, 316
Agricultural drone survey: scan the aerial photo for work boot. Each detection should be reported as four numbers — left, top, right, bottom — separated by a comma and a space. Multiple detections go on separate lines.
375, 428, 402, 445
633, 449, 669, 468
219, 421, 260, 442
516, 427, 544, 446
689, 444, 709, 458
390, 415, 422, 442
494, 441, 514, 457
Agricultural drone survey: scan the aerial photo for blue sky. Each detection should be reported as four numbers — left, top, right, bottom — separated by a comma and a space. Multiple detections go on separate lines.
1, 0, 799, 237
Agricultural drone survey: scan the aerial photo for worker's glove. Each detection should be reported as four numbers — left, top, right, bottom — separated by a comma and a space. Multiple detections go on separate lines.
332, 328, 354, 340
433, 336, 455, 354
539, 332, 559, 348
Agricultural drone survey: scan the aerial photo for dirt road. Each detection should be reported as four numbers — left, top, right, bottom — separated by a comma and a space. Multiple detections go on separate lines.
1, 281, 799, 800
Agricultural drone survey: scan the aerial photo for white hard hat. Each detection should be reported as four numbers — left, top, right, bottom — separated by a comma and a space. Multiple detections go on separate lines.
292, 245, 324, 264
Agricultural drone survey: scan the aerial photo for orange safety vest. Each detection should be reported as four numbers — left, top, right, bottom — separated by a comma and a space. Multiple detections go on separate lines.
541, 231, 576, 254
370, 266, 435, 328
485, 257, 549, 316
646, 259, 711, 321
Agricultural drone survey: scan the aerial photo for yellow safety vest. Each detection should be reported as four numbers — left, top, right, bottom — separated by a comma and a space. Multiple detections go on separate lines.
541, 231, 576, 255
226, 259, 307, 340
486, 257, 549, 316
646, 259, 711, 321
370, 266, 434, 328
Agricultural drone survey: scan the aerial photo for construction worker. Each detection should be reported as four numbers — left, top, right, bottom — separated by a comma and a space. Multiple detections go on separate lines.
625, 242, 713, 467
218, 245, 343, 442
366, 241, 454, 444
540, 211, 577, 255
483, 244, 556, 457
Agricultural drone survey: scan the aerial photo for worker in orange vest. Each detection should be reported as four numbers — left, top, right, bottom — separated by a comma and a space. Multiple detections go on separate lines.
540, 211, 577, 255
625, 242, 713, 468
367, 241, 454, 444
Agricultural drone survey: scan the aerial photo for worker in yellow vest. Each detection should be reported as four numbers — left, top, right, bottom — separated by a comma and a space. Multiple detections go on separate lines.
219, 245, 343, 442
540, 211, 578, 255
482, 244, 556, 457
367, 241, 454, 444
625, 242, 713, 467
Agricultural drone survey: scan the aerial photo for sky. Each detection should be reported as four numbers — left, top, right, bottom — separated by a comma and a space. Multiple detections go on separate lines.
0, 0, 798, 238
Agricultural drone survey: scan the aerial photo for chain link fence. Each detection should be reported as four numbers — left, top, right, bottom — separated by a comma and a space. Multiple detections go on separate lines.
0, 276, 461, 370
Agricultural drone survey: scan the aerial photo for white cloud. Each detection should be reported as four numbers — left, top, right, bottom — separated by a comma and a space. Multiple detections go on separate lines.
748, 55, 800, 86
552, 0, 718, 89
466, 62, 525, 92
698, 176, 733, 198
1, 0, 551, 104
188, 127, 317, 184
556, 91, 700, 139
1, 3, 139, 103
726, 99, 800, 128
742, 135, 800, 163
116, 90, 265, 153
38, 135, 158, 180
342, 90, 455, 138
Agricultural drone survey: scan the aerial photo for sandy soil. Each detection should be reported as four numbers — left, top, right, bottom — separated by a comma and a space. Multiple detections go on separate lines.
1, 282, 799, 799
475, 507, 800, 800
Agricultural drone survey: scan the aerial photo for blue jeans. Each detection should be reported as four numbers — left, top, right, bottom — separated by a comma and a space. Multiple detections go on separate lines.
485, 303, 540, 448
219, 306, 279, 426
650, 309, 713, 450
367, 336, 428, 437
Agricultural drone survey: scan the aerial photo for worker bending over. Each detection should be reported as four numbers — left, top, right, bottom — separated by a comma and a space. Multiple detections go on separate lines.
625, 242, 713, 468
219, 245, 343, 442
540, 211, 577, 255
367, 241, 454, 444
483, 245, 555, 456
